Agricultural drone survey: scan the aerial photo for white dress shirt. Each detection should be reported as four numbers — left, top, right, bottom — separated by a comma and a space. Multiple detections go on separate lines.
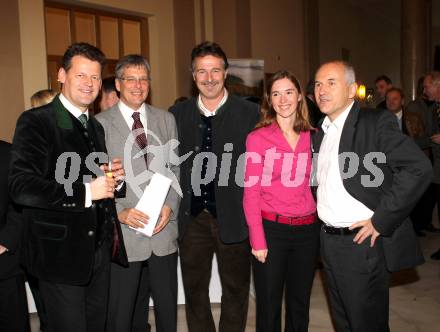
118, 100, 148, 130
317, 101, 374, 227
59, 93, 92, 207
197, 89, 228, 117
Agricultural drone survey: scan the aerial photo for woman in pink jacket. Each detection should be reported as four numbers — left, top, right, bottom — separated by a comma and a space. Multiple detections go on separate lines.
243, 70, 319, 332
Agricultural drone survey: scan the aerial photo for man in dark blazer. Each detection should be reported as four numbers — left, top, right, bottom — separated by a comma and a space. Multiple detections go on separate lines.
0, 140, 30, 332
375, 75, 393, 110
385, 87, 439, 236
313, 61, 432, 332
170, 41, 260, 332
9, 43, 128, 332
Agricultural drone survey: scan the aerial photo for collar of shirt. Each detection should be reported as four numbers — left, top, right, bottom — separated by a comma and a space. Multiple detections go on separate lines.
59, 93, 89, 120
395, 110, 403, 120
197, 89, 228, 117
321, 101, 354, 134
118, 100, 147, 129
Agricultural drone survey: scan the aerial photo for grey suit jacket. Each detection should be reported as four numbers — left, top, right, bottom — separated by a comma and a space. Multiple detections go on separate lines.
96, 103, 180, 262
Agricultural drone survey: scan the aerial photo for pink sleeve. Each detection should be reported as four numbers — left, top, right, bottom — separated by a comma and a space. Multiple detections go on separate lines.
243, 132, 267, 250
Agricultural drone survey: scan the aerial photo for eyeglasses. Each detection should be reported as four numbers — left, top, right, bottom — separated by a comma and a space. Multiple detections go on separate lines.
119, 76, 150, 85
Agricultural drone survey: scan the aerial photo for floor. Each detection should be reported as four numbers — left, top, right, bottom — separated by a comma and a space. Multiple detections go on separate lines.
30, 227, 440, 332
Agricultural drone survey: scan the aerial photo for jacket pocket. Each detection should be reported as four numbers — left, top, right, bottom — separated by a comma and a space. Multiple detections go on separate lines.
34, 221, 68, 241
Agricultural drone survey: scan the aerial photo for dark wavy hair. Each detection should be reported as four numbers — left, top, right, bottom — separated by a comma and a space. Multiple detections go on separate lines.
191, 41, 228, 72
62, 42, 106, 72
255, 70, 312, 132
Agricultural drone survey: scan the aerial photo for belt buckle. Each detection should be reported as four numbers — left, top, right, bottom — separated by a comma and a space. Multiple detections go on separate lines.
288, 216, 295, 225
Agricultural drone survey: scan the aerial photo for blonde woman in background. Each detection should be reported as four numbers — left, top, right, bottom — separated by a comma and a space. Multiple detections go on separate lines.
30, 89, 57, 108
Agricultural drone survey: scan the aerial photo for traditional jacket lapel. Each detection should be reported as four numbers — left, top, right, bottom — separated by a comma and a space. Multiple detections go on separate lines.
52, 95, 90, 157
53, 95, 73, 130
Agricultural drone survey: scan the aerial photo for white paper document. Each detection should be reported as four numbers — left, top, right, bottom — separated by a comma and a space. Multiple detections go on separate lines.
131, 172, 172, 237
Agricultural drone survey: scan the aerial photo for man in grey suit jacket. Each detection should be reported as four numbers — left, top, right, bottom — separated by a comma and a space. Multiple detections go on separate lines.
96, 55, 180, 332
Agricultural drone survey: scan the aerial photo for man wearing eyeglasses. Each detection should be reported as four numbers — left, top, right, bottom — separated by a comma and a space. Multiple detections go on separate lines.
170, 41, 260, 332
96, 54, 180, 332
9, 43, 128, 332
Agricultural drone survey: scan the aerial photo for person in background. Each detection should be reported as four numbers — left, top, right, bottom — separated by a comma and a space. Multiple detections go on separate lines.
30, 89, 57, 108
243, 70, 319, 332
406, 75, 440, 237
173, 96, 188, 105
422, 71, 440, 259
0, 140, 30, 332
374, 75, 393, 109
385, 87, 437, 236
99, 76, 120, 112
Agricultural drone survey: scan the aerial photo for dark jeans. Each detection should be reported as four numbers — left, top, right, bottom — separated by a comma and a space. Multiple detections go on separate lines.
180, 211, 251, 332
320, 228, 390, 332
39, 243, 111, 332
253, 220, 320, 332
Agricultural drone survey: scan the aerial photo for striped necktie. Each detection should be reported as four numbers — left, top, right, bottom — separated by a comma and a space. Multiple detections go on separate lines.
132, 112, 148, 164
78, 113, 88, 128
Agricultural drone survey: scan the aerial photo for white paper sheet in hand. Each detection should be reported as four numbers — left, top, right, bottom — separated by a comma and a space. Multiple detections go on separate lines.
131, 172, 172, 237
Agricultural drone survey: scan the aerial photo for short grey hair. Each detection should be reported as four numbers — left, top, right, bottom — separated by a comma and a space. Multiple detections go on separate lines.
115, 54, 151, 80
342, 61, 356, 85
318, 60, 356, 85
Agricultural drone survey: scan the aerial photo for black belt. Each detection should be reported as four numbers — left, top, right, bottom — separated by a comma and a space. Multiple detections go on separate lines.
322, 224, 359, 235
